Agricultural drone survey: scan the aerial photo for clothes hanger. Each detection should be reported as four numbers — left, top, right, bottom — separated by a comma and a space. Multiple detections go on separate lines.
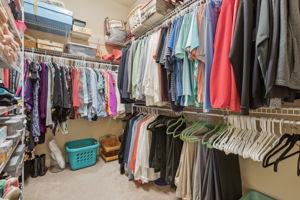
166, 114, 185, 135
178, 121, 198, 141
213, 115, 234, 150
262, 132, 293, 168
229, 116, 247, 155
172, 117, 188, 138
180, 121, 208, 142
211, 114, 228, 149
243, 117, 259, 159
202, 124, 220, 145
259, 119, 284, 161
223, 116, 242, 154
272, 133, 300, 174
247, 118, 268, 160
206, 124, 228, 149
263, 119, 292, 168
243, 117, 260, 160
256, 119, 278, 161
273, 121, 300, 173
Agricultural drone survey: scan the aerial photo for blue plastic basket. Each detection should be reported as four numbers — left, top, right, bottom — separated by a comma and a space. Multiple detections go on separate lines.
65, 138, 100, 170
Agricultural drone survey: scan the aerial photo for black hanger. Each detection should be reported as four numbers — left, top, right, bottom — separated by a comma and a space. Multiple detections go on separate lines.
147, 116, 164, 130
273, 134, 300, 174
262, 133, 292, 168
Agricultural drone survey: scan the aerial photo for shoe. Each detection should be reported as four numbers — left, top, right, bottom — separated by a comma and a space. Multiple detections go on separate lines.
154, 178, 167, 186
38, 154, 47, 176
30, 157, 39, 178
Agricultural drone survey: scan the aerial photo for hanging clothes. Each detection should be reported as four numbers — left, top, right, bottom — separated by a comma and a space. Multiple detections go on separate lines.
229, 0, 255, 115
203, 0, 222, 110
118, 0, 300, 114
118, 114, 242, 200
210, 0, 241, 112
23, 58, 124, 148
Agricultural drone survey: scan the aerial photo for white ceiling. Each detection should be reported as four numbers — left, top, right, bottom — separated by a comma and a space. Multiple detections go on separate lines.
114, 0, 137, 7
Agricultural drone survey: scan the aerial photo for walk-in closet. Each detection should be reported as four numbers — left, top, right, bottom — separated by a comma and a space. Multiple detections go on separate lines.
0, 0, 298, 199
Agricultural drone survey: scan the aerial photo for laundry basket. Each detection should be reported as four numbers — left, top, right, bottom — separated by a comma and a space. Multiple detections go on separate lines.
65, 138, 100, 170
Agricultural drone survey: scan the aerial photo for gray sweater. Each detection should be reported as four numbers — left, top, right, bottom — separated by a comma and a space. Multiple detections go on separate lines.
275, 0, 300, 90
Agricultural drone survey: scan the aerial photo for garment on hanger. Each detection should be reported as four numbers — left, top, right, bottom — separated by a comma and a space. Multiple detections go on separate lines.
210, 0, 240, 112
119, 111, 242, 200
120, 0, 300, 114
23, 58, 125, 149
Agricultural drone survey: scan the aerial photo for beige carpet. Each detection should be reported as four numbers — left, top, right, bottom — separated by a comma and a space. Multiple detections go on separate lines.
25, 159, 177, 200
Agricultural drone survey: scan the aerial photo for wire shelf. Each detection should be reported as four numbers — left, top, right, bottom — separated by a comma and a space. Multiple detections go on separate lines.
24, 47, 119, 66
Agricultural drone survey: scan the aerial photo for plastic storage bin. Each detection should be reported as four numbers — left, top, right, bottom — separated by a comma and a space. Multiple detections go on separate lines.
65, 138, 100, 170
64, 42, 96, 57
24, 0, 73, 36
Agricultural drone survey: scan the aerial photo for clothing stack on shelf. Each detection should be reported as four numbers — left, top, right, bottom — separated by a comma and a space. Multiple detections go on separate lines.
119, 0, 300, 115
24, 57, 125, 149
118, 112, 242, 200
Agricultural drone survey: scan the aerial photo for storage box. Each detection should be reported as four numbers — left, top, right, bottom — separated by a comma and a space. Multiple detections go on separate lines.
24, 34, 37, 48
24, 0, 73, 36
5, 153, 23, 177
100, 150, 119, 162
37, 39, 64, 52
24, 40, 37, 48
72, 25, 92, 35
128, 5, 143, 31
73, 19, 86, 27
0, 140, 13, 162
0, 115, 25, 136
64, 42, 96, 57
6, 129, 21, 145
71, 25, 92, 41
141, 0, 174, 27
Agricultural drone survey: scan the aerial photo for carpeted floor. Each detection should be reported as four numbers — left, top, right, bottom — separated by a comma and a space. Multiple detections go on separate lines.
25, 159, 177, 200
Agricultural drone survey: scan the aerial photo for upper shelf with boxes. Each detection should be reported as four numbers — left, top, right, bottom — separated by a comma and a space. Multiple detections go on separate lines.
23, 0, 122, 64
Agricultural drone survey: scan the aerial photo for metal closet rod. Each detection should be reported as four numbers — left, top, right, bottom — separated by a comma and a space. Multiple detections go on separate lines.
24, 47, 119, 66
24, 51, 119, 67
133, 105, 300, 125
24, 54, 119, 71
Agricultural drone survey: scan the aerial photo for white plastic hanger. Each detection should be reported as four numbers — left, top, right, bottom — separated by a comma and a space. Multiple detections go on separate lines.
255, 118, 274, 161
242, 117, 257, 159
257, 119, 278, 161
249, 118, 267, 161
214, 115, 234, 150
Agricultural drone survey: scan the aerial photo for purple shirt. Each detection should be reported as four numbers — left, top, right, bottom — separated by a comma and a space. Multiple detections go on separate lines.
107, 72, 117, 116
39, 62, 48, 133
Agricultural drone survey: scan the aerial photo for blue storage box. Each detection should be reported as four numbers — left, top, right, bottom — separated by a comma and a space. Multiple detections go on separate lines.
24, 0, 73, 36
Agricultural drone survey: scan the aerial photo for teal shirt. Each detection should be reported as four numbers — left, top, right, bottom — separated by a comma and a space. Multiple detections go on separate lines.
175, 13, 195, 106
